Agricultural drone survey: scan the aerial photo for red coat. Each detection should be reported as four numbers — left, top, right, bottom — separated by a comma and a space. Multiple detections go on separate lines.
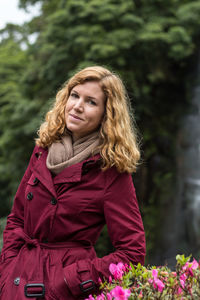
0, 145, 145, 299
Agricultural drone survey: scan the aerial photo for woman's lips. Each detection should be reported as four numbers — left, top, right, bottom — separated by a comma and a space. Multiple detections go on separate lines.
69, 114, 83, 120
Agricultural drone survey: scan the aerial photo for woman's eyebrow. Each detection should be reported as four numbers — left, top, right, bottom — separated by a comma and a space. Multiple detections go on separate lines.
71, 89, 79, 94
72, 89, 98, 101
88, 96, 97, 101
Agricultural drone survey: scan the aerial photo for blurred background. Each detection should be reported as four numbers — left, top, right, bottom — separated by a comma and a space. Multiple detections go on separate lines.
1, 0, 200, 267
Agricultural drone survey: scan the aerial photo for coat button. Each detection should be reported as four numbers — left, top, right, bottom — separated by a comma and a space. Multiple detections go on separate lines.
27, 192, 33, 200
42, 238, 48, 243
33, 177, 39, 184
14, 277, 20, 286
83, 167, 89, 175
51, 197, 57, 205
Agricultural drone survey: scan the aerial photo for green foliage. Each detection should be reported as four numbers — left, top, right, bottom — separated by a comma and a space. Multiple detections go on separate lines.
176, 254, 192, 267
0, 26, 44, 215
0, 218, 6, 250
95, 226, 115, 258
21, 0, 200, 98
88, 255, 200, 299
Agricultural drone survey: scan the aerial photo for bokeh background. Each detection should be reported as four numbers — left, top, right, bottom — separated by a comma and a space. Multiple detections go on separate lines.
1, 0, 200, 267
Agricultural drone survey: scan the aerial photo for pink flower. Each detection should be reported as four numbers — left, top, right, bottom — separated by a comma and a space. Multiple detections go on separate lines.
85, 295, 95, 300
177, 287, 183, 295
150, 269, 165, 292
106, 292, 112, 300
96, 294, 105, 300
180, 273, 187, 289
109, 262, 125, 280
148, 278, 153, 284
182, 259, 199, 275
98, 277, 102, 284
155, 278, 165, 292
138, 290, 143, 298
111, 286, 131, 300
152, 269, 158, 279
191, 259, 199, 270
188, 259, 199, 276
182, 262, 189, 271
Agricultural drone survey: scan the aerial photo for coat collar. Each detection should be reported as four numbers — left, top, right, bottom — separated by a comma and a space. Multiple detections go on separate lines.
33, 147, 101, 195
53, 153, 101, 184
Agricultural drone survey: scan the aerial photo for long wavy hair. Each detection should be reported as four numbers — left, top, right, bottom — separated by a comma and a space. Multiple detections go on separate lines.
36, 66, 141, 173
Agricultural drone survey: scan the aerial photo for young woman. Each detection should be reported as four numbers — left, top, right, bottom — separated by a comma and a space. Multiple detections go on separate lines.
0, 66, 145, 299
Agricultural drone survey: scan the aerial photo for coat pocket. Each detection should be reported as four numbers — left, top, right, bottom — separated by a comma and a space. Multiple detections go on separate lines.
49, 263, 72, 300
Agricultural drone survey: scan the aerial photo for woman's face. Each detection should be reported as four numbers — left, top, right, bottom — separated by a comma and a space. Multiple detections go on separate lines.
65, 81, 105, 141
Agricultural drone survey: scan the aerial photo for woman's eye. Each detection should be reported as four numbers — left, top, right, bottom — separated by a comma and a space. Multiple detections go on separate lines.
71, 93, 79, 98
88, 99, 97, 105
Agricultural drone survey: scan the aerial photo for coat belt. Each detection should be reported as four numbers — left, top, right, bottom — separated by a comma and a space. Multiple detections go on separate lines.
1, 227, 93, 267
1, 227, 93, 297
13, 227, 93, 249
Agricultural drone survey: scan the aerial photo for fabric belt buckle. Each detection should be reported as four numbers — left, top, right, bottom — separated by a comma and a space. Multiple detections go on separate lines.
79, 279, 95, 293
24, 283, 45, 298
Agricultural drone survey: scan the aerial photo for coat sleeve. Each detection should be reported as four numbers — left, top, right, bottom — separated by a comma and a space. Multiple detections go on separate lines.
63, 168, 146, 298
0, 146, 39, 264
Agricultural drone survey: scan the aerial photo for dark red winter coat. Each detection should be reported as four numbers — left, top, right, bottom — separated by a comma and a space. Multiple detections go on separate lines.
0, 145, 145, 299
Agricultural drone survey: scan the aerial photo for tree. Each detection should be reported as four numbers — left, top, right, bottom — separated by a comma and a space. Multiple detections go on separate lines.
0, 25, 40, 216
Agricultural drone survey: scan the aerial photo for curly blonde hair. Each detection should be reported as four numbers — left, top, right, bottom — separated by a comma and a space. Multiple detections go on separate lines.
36, 66, 140, 173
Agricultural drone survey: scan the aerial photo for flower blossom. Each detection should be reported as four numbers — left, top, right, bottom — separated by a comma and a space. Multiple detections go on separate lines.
149, 268, 165, 292
109, 262, 126, 280
98, 277, 102, 284
177, 287, 183, 295
182, 259, 199, 276
179, 273, 187, 289
96, 294, 105, 300
138, 290, 143, 298
111, 286, 131, 300
106, 292, 112, 300
85, 295, 95, 300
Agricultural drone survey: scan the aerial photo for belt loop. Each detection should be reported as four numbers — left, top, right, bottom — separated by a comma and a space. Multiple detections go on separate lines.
77, 260, 96, 293
77, 260, 89, 273
24, 283, 45, 298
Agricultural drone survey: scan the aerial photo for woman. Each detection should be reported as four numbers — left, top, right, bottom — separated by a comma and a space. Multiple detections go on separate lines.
0, 66, 145, 299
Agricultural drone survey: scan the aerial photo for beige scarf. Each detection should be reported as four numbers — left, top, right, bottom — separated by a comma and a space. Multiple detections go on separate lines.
46, 131, 100, 175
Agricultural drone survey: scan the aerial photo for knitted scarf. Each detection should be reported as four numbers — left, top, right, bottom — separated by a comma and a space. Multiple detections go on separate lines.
46, 131, 100, 175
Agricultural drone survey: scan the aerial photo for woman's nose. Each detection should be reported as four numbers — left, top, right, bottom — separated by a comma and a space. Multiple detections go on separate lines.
74, 98, 84, 111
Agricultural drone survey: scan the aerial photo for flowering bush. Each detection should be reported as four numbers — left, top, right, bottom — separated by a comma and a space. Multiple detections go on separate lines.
85, 255, 200, 299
